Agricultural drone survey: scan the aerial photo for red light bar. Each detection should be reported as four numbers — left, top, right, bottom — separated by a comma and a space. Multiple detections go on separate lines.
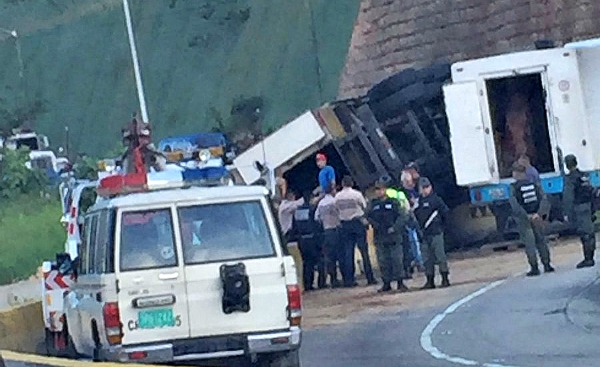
97, 173, 148, 197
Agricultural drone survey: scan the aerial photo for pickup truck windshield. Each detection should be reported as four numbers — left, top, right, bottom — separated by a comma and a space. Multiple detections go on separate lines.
178, 201, 275, 264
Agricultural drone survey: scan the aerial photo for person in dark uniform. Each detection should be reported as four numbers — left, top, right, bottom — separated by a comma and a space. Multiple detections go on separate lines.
563, 154, 596, 268
367, 179, 411, 292
509, 163, 554, 276
413, 177, 451, 289
292, 193, 324, 291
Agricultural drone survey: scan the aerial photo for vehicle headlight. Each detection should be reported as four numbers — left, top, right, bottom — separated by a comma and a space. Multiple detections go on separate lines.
198, 149, 212, 162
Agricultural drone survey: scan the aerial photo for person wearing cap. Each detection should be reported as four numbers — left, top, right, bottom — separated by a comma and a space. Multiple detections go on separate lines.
562, 154, 596, 268
368, 179, 411, 292
509, 162, 554, 276
314, 186, 342, 288
413, 177, 451, 289
316, 153, 336, 195
335, 175, 376, 287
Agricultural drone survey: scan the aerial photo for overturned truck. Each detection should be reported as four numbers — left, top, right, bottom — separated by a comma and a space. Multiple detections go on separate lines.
230, 62, 478, 248
233, 39, 600, 247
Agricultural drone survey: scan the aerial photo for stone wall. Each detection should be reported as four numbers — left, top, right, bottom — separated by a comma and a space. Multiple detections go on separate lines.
338, 0, 600, 99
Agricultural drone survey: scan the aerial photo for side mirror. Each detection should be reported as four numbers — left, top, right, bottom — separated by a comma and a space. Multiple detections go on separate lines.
253, 161, 265, 173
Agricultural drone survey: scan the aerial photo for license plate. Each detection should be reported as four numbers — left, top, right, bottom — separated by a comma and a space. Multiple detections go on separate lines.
138, 308, 175, 329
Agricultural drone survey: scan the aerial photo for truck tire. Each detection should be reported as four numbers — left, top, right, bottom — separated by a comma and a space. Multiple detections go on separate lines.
256, 350, 301, 367
59, 319, 79, 359
432, 62, 451, 82
45, 329, 59, 357
368, 69, 418, 104
371, 82, 426, 121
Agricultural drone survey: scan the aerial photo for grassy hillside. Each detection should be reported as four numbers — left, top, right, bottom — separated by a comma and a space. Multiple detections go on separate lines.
0, 196, 64, 285
0, 0, 360, 155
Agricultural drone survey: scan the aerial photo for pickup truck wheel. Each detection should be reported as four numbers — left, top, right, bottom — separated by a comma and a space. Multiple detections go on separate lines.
58, 319, 79, 359
44, 329, 59, 357
256, 350, 301, 367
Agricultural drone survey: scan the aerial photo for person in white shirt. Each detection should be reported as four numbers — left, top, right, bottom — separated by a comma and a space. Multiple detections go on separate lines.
335, 176, 376, 287
278, 189, 304, 241
315, 186, 341, 288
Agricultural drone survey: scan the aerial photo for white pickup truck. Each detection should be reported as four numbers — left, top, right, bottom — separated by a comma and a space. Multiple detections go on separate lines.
44, 160, 302, 367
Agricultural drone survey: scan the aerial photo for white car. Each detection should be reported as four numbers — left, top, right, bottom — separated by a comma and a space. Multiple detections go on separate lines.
59, 182, 302, 367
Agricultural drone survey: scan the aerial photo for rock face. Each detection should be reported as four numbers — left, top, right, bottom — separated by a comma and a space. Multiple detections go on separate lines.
338, 0, 600, 99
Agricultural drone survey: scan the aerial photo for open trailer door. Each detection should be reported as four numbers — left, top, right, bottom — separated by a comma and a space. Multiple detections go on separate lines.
443, 82, 498, 186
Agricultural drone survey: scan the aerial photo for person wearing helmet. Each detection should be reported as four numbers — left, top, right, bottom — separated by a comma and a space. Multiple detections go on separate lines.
509, 162, 554, 276
367, 179, 412, 292
563, 154, 596, 268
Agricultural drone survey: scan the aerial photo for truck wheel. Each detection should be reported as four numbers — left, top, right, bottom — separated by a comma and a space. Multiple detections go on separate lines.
58, 319, 79, 359
44, 329, 59, 357
256, 350, 301, 367
368, 68, 418, 104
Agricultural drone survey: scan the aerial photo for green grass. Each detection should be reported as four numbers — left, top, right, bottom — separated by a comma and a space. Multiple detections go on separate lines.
0, 0, 360, 156
0, 195, 64, 285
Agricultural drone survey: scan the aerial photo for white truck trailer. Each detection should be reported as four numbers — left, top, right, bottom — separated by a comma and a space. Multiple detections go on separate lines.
443, 39, 600, 236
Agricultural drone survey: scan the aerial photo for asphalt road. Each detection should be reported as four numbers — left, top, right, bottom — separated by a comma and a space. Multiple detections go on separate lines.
3, 266, 598, 367
301, 266, 600, 367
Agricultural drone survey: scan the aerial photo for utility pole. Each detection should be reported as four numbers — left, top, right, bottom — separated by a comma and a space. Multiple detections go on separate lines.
64, 125, 70, 159
122, 0, 149, 123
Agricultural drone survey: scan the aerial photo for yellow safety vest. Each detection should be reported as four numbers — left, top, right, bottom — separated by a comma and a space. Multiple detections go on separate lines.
386, 188, 410, 210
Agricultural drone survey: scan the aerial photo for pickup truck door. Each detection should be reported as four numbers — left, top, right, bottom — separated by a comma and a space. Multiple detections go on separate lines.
178, 199, 290, 339
116, 206, 190, 345
443, 82, 498, 186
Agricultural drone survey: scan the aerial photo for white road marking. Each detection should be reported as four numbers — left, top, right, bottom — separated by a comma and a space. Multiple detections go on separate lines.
420, 279, 520, 367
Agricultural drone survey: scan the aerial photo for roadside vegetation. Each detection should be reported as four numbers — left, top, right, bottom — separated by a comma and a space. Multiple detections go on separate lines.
0, 148, 63, 285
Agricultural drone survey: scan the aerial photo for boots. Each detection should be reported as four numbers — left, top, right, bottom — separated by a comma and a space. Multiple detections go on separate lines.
543, 264, 555, 273
526, 266, 540, 277
397, 280, 409, 292
378, 282, 392, 293
440, 272, 451, 288
421, 275, 436, 290
576, 249, 595, 269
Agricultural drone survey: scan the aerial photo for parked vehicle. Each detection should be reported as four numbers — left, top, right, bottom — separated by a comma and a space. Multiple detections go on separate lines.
43, 127, 301, 366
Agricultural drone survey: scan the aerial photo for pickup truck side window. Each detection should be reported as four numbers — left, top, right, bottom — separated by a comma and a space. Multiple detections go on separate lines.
119, 208, 177, 272
86, 215, 99, 274
179, 201, 275, 264
94, 210, 114, 274
80, 217, 91, 275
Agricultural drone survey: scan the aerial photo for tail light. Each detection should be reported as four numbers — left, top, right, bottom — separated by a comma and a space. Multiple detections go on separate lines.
68, 223, 75, 235
70, 206, 77, 218
103, 302, 123, 345
287, 284, 302, 326
474, 189, 482, 202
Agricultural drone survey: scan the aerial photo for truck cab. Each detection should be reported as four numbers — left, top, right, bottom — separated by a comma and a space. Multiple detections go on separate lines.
443, 41, 600, 237
55, 165, 301, 366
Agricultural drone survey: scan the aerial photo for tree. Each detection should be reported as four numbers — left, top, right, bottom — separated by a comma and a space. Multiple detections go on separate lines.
0, 147, 48, 198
